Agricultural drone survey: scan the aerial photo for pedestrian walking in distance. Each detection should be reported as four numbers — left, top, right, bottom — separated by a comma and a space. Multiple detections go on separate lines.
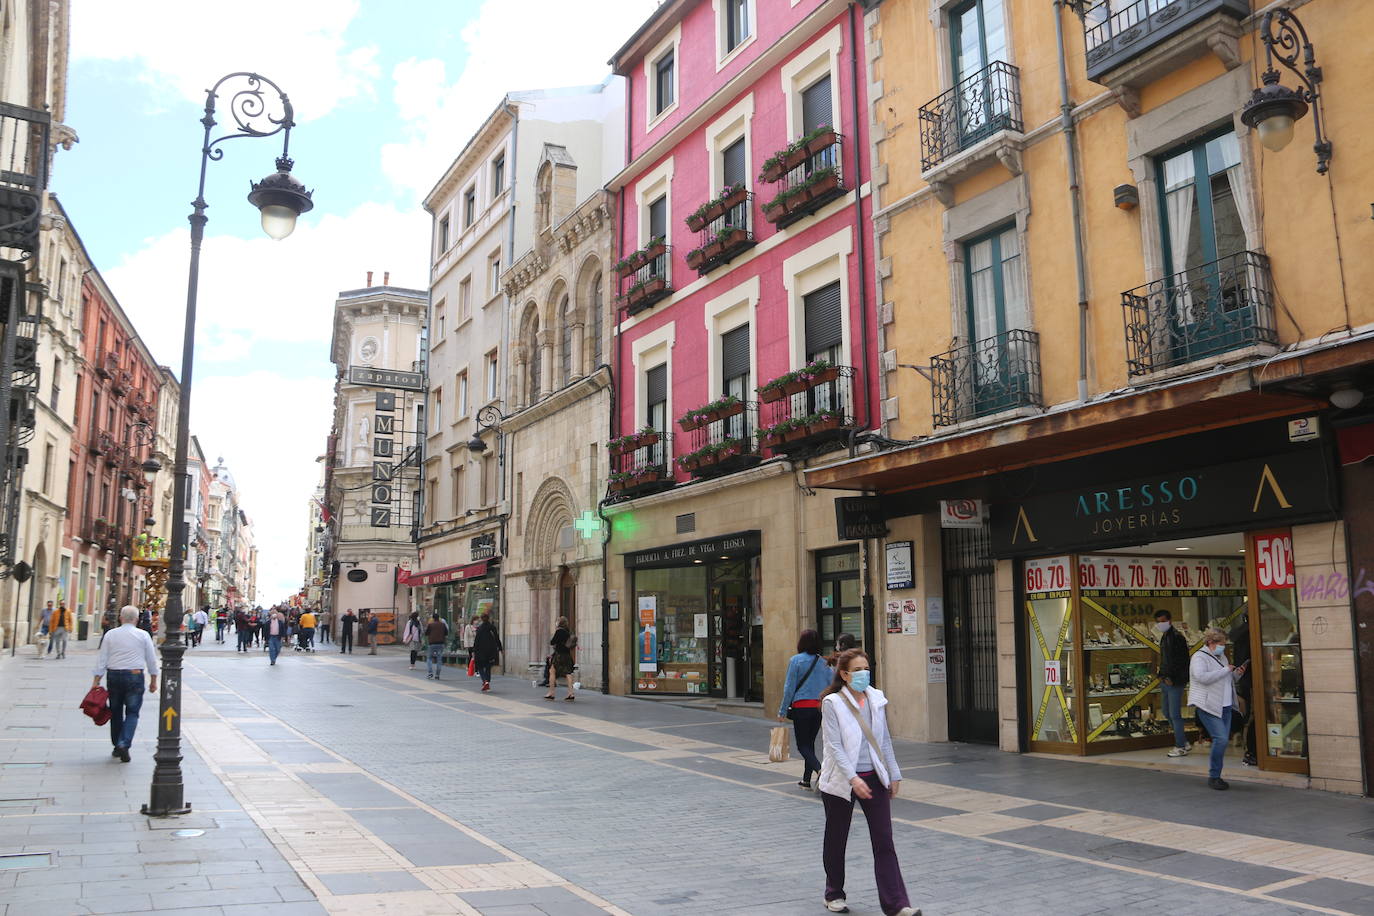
544, 617, 577, 701
403, 611, 422, 669
339, 608, 356, 654
91, 606, 159, 763
1190, 626, 1248, 790
778, 628, 829, 790
471, 612, 502, 692
318, 608, 332, 644
192, 606, 209, 647
49, 603, 73, 659
366, 611, 380, 655
38, 600, 54, 655
425, 612, 448, 680
819, 649, 920, 916
267, 607, 286, 666
298, 608, 317, 652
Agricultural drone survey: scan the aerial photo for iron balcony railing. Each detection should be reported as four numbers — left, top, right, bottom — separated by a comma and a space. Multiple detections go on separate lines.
919, 61, 1022, 172
931, 329, 1042, 427
1122, 250, 1276, 377
763, 135, 847, 229
0, 101, 51, 254
609, 430, 673, 497
760, 366, 858, 454
618, 246, 672, 316
680, 402, 761, 478
687, 192, 756, 274
1083, 0, 1249, 82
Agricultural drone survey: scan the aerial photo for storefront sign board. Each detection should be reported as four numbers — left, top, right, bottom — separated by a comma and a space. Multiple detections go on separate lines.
348, 366, 425, 391
940, 499, 983, 529
470, 533, 497, 560
991, 448, 1337, 557
637, 597, 657, 672
885, 540, 915, 590
836, 497, 888, 540
927, 647, 947, 683
885, 600, 902, 634
623, 531, 761, 569
1288, 417, 1319, 442
1077, 554, 1245, 595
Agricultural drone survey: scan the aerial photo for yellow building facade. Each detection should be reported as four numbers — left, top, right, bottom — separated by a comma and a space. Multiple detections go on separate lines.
811, 0, 1374, 794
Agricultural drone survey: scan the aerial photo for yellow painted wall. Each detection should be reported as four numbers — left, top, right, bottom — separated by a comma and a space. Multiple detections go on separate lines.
871, 0, 1374, 440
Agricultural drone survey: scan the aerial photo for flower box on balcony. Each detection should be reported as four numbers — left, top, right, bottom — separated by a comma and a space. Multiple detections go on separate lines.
696, 449, 719, 468
804, 169, 840, 202
621, 277, 667, 311
684, 247, 706, 270
704, 227, 749, 261
761, 195, 788, 223
631, 468, 664, 487
806, 414, 844, 436
718, 438, 749, 460
609, 429, 659, 457
677, 453, 702, 472
782, 377, 809, 396
804, 361, 839, 385
685, 185, 748, 232
678, 413, 704, 432
783, 423, 809, 443
613, 239, 667, 279
805, 127, 838, 156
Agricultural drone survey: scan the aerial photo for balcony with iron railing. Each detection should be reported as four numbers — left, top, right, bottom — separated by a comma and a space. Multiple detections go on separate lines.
676, 399, 762, 479
1082, 0, 1249, 85
0, 101, 52, 254
1122, 250, 1276, 377
12, 314, 38, 371
918, 62, 1023, 201
756, 365, 859, 455
110, 368, 130, 396
614, 240, 673, 317
931, 329, 1043, 428
608, 429, 674, 499
760, 130, 846, 229
685, 189, 756, 275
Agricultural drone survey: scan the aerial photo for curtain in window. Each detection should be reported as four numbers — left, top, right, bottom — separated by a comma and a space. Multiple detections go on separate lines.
1162, 152, 1196, 322
967, 238, 997, 343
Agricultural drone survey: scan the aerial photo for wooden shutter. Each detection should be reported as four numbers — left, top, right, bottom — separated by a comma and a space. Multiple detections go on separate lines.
722, 138, 746, 188
802, 75, 833, 133
804, 281, 843, 359
721, 324, 750, 383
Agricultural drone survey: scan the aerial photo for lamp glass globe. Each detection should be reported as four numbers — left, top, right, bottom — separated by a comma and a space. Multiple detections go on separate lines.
1330, 387, 1364, 410
259, 204, 298, 240
1256, 114, 1296, 152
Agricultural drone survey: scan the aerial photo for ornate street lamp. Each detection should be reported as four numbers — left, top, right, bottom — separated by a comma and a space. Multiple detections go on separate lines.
144, 73, 313, 819
1240, 9, 1332, 174
466, 404, 507, 453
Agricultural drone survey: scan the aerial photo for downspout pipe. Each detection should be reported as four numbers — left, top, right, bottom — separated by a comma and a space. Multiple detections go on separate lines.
848, 2, 873, 431
1054, 0, 1091, 403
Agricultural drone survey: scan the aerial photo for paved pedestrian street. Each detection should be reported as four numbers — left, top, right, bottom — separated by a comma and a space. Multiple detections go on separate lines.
4, 641, 1374, 916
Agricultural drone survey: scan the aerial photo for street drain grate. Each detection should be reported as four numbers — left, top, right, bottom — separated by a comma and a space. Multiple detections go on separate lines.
172, 829, 206, 838
2, 763, 47, 769
0, 797, 52, 807
0, 852, 51, 870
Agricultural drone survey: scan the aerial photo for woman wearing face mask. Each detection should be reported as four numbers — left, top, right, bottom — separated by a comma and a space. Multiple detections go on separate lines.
817, 649, 920, 916
1188, 627, 1248, 790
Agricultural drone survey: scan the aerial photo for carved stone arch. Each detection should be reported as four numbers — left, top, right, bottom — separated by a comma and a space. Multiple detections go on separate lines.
575, 253, 606, 371
524, 475, 577, 569
544, 277, 569, 327
518, 301, 540, 405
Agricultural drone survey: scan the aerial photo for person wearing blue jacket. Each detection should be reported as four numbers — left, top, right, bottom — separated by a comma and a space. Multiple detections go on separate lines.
777, 629, 830, 790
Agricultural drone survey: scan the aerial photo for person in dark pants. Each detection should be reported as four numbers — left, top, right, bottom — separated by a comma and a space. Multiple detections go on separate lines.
425, 612, 448, 680
1155, 609, 1191, 757
366, 611, 379, 655
819, 649, 919, 916
339, 608, 356, 654
777, 629, 830, 790
403, 611, 422, 669
91, 606, 159, 763
267, 608, 286, 666
1228, 614, 1258, 767
471, 612, 502, 691
544, 617, 576, 701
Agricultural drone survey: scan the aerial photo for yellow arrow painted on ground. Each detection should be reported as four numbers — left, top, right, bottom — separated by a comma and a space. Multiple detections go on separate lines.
162, 707, 177, 730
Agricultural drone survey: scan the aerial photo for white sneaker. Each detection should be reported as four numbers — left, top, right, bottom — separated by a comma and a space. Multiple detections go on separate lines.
1167, 747, 1189, 757
895, 909, 922, 916
825, 900, 849, 913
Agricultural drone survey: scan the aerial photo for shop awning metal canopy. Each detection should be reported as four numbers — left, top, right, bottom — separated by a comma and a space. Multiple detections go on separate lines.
805, 338, 1374, 494
397, 560, 491, 587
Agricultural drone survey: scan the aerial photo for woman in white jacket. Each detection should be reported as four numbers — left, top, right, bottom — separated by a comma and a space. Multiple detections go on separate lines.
818, 649, 920, 916
1189, 626, 1248, 790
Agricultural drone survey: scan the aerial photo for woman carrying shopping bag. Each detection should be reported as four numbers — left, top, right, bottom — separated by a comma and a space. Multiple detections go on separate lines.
818, 649, 920, 916
776, 628, 829, 790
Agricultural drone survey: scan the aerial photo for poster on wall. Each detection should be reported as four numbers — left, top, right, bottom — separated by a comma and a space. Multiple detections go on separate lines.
1077, 554, 1246, 596
927, 647, 947, 683
1023, 556, 1072, 598
885, 541, 915, 590
885, 600, 902, 634
1253, 532, 1296, 590
901, 599, 919, 635
694, 613, 708, 638
637, 596, 657, 672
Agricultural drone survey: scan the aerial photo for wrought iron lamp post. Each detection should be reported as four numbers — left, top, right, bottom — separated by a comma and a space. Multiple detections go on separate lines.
143, 73, 314, 818
1240, 8, 1332, 174
465, 404, 508, 455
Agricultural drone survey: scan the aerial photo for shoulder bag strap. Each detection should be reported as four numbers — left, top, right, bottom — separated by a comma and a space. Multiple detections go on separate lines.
799, 654, 821, 690
838, 691, 884, 764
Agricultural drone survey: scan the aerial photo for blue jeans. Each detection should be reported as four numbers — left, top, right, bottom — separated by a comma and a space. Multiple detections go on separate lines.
268, 635, 282, 663
1160, 682, 1188, 748
106, 670, 145, 749
1196, 706, 1233, 778
427, 644, 444, 678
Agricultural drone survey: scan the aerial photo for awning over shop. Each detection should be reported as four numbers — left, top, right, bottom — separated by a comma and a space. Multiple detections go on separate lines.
805, 352, 1355, 495
1338, 422, 1374, 465
397, 560, 491, 587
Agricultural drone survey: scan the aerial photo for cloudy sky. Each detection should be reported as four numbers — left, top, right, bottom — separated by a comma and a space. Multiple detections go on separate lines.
58, 0, 657, 603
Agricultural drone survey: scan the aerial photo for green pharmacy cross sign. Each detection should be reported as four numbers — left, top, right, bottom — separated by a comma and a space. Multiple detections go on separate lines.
575, 510, 604, 541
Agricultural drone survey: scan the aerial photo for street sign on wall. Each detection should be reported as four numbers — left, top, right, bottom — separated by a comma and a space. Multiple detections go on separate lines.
348, 366, 424, 391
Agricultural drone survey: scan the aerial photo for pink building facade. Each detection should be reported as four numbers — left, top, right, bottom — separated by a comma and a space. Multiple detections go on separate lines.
604, 0, 880, 712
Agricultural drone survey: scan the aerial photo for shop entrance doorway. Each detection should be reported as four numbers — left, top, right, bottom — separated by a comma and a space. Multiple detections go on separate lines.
943, 525, 999, 744
713, 560, 761, 701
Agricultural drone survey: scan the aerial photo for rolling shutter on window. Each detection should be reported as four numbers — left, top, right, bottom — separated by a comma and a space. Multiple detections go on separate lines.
804, 281, 843, 359
646, 364, 667, 410
723, 139, 746, 189
802, 75, 833, 133
721, 325, 750, 383
649, 197, 667, 240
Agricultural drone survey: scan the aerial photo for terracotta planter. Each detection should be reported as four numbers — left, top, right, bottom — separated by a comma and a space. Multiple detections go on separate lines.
807, 366, 840, 385
716, 401, 744, 420
678, 456, 701, 472
808, 416, 842, 436
719, 441, 748, 460
761, 432, 785, 449
761, 160, 786, 184
697, 451, 718, 467
783, 425, 809, 442
635, 432, 660, 449
632, 470, 661, 487
763, 196, 789, 224
610, 479, 628, 492
806, 129, 838, 155
627, 277, 667, 306
609, 441, 632, 457
678, 415, 703, 433
685, 212, 708, 233
782, 378, 808, 396
808, 171, 841, 199
758, 386, 785, 404
704, 239, 725, 259
685, 248, 706, 270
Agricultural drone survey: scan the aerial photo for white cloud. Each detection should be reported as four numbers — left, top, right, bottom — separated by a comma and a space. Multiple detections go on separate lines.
193, 372, 335, 603
381, 0, 659, 196
70, 0, 380, 121
101, 201, 429, 369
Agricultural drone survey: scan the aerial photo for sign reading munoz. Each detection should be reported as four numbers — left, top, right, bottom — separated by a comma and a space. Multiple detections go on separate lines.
371, 392, 396, 527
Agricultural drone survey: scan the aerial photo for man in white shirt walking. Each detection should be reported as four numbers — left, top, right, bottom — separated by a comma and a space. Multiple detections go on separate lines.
91, 606, 159, 763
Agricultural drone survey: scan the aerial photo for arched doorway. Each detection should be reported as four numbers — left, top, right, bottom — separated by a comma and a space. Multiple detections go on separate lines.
26, 543, 46, 643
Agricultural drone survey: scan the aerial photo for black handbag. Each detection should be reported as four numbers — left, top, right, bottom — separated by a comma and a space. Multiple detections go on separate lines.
786, 655, 822, 719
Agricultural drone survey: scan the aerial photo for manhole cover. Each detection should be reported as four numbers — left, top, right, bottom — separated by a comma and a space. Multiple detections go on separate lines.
171, 829, 206, 838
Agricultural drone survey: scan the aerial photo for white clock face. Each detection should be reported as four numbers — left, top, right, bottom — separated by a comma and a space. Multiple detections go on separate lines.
359, 337, 379, 363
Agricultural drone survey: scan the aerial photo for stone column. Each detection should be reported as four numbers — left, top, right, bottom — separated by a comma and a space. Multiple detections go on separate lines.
570, 321, 586, 380
536, 329, 554, 399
